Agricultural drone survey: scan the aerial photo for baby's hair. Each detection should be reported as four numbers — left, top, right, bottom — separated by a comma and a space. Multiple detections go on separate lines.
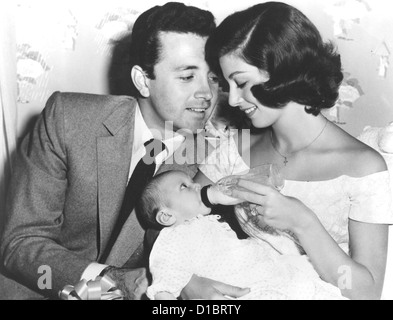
136, 171, 175, 230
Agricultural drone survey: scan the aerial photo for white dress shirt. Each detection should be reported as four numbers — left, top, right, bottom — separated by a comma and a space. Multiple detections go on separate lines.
81, 103, 185, 281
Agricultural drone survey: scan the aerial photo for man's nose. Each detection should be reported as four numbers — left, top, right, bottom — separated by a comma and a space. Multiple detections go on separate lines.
195, 78, 214, 100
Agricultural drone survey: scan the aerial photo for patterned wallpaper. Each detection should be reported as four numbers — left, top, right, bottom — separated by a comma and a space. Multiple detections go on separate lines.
15, 2, 140, 104
322, 0, 390, 124
13, 0, 393, 137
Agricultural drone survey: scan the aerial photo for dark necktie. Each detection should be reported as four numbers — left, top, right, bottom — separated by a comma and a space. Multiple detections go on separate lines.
103, 139, 166, 260
120, 138, 166, 224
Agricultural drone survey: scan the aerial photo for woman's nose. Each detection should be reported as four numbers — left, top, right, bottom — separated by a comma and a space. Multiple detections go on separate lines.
228, 90, 242, 107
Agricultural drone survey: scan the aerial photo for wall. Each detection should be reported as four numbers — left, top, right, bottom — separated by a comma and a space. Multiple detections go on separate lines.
13, 0, 393, 139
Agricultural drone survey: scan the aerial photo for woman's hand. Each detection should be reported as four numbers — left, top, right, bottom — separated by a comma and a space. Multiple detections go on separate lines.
181, 275, 250, 300
228, 179, 317, 234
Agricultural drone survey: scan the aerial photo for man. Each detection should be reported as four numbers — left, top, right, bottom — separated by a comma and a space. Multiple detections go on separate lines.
1, 2, 248, 300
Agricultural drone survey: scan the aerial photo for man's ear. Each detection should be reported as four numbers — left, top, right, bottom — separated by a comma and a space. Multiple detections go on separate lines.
131, 66, 150, 98
156, 209, 176, 227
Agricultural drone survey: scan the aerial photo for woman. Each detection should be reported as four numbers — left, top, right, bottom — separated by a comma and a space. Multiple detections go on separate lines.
195, 2, 393, 300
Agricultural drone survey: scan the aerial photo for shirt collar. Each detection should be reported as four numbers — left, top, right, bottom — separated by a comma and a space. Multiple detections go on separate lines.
133, 104, 185, 163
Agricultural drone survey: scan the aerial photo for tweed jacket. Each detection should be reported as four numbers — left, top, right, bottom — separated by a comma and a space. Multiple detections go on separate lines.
0, 92, 198, 299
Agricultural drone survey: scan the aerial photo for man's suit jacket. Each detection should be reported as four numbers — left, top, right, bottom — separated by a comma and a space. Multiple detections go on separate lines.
0, 92, 198, 299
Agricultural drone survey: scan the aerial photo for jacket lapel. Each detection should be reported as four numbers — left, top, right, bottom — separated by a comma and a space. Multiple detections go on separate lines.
96, 100, 138, 262
96, 110, 210, 265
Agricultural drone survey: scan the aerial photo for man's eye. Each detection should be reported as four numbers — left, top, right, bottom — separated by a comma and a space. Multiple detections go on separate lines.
180, 75, 194, 81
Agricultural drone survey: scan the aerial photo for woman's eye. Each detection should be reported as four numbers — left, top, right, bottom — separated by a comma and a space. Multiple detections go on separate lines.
236, 82, 247, 89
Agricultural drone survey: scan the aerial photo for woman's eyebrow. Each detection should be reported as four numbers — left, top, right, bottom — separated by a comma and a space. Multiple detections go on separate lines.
229, 71, 245, 79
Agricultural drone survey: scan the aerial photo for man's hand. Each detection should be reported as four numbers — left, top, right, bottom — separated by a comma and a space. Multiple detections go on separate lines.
181, 275, 250, 300
105, 267, 148, 300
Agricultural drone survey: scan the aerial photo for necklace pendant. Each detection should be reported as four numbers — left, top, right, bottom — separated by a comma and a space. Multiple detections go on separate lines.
284, 157, 288, 166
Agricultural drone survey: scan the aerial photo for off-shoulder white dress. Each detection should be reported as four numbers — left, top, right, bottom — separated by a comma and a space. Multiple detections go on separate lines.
199, 133, 393, 256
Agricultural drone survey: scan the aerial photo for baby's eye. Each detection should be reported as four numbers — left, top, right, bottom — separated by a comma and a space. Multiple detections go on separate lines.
180, 183, 188, 190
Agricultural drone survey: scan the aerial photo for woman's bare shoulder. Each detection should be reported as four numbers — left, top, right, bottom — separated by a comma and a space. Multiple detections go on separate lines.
334, 128, 387, 177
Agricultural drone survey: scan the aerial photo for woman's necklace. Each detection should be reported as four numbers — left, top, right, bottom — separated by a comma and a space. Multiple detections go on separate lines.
270, 118, 329, 166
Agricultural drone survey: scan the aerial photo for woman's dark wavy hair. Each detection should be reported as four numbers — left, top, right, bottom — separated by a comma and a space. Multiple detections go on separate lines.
206, 2, 343, 116
129, 2, 216, 97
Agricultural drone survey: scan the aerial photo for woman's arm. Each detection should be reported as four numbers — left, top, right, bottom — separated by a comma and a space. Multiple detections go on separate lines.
229, 179, 389, 300
296, 216, 388, 300
294, 152, 390, 300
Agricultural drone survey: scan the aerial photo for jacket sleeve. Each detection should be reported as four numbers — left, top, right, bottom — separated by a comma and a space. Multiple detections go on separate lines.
1, 92, 93, 298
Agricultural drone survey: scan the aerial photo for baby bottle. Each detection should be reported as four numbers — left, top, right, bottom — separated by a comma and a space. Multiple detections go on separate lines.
208, 164, 284, 213
214, 163, 285, 194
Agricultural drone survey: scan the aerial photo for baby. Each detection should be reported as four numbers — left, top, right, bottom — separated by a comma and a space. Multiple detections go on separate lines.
137, 170, 346, 300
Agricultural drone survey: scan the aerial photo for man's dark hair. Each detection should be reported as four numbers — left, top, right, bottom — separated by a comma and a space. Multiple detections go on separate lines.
129, 2, 216, 97
206, 1, 343, 116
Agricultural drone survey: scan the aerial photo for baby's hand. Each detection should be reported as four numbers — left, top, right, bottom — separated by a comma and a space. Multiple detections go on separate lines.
207, 184, 243, 206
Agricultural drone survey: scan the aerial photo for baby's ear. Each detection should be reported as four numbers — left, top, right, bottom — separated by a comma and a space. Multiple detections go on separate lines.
156, 209, 176, 227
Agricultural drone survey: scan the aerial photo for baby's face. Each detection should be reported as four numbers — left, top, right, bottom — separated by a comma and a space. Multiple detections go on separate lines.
161, 171, 211, 223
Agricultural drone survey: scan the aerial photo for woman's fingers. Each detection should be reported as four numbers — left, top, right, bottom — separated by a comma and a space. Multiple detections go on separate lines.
236, 179, 276, 195
227, 178, 277, 205
230, 188, 267, 206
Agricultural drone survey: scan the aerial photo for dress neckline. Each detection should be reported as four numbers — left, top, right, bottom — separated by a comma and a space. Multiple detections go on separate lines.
283, 170, 389, 184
